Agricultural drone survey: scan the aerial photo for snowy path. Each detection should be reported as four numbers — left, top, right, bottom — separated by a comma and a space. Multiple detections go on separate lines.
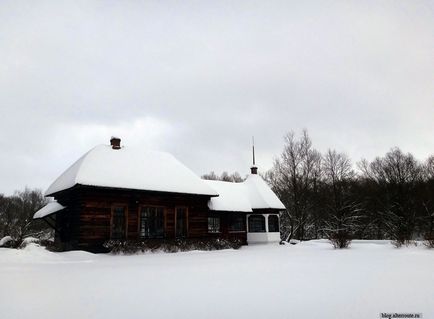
1, 240, 433, 319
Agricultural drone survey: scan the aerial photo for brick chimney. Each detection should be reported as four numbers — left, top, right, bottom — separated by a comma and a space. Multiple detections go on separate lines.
110, 137, 121, 149
250, 166, 258, 174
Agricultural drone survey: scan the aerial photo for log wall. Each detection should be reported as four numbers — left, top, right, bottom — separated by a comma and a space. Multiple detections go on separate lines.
54, 186, 244, 251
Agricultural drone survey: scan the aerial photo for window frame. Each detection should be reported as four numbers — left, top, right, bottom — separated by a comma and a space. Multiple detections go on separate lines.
175, 206, 189, 238
228, 214, 246, 233
137, 205, 166, 239
208, 216, 221, 233
268, 214, 280, 233
110, 204, 128, 240
248, 214, 266, 233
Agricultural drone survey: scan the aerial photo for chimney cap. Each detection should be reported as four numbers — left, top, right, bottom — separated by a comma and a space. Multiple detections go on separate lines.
250, 166, 258, 175
110, 137, 121, 149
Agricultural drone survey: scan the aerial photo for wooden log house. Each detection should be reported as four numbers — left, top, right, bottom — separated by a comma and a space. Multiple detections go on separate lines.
34, 137, 285, 252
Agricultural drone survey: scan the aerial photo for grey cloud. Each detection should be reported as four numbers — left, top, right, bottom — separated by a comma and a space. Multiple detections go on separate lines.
0, 0, 433, 194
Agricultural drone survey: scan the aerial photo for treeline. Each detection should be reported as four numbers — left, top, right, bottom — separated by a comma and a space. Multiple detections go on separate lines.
265, 130, 434, 247
0, 188, 49, 245
202, 171, 244, 182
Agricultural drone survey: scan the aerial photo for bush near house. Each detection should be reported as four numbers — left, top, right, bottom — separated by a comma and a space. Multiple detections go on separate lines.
425, 233, 434, 249
104, 238, 243, 254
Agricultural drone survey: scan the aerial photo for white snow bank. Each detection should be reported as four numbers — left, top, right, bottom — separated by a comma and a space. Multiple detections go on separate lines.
33, 201, 66, 219
0, 243, 96, 264
45, 145, 218, 197
0, 241, 432, 319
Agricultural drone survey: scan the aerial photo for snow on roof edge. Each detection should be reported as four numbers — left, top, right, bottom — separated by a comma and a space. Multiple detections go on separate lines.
33, 201, 66, 219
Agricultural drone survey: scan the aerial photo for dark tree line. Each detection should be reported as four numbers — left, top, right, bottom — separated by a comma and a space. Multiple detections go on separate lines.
202, 171, 244, 182
266, 130, 434, 247
0, 188, 49, 245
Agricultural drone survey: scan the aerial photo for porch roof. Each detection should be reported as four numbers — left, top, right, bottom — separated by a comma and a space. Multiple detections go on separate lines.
33, 201, 66, 219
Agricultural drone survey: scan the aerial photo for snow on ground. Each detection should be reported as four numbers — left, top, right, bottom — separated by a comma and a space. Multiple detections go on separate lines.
1, 241, 433, 319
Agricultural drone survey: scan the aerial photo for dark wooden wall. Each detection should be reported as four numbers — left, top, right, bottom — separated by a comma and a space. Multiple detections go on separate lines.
53, 186, 230, 251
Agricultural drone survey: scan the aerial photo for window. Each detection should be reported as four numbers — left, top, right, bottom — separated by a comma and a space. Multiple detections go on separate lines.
140, 207, 164, 238
268, 215, 279, 232
176, 207, 188, 238
111, 206, 126, 239
248, 215, 265, 233
208, 217, 221, 233
229, 214, 245, 232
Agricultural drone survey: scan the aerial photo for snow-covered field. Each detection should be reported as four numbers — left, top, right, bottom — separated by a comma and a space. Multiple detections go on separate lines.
1, 240, 433, 319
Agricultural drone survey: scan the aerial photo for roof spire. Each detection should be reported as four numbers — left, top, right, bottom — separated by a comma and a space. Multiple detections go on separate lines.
251, 136, 258, 174
252, 136, 255, 165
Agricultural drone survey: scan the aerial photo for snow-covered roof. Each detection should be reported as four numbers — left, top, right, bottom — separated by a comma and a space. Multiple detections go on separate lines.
204, 175, 285, 212
46, 145, 219, 197
33, 201, 66, 219
203, 180, 252, 212
243, 174, 286, 210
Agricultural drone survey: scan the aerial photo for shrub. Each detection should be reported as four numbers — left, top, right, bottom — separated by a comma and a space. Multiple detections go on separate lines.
0, 236, 16, 248
19, 237, 39, 248
328, 231, 352, 249
103, 238, 243, 254
391, 239, 416, 248
0, 229, 55, 250
13, 237, 59, 251
424, 233, 434, 249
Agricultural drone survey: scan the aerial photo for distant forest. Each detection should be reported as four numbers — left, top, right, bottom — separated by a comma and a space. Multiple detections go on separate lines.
203, 130, 434, 247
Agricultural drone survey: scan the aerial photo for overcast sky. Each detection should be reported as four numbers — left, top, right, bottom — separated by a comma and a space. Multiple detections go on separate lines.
0, 1, 433, 195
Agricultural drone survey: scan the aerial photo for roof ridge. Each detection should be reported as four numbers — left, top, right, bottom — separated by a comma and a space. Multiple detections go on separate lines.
45, 145, 101, 196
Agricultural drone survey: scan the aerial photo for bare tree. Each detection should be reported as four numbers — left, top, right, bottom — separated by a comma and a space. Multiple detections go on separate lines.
202, 171, 245, 182
424, 155, 434, 179
0, 188, 48, 243
220, 171, 232, 182
322, 150, 360, 248
268, 130, 322, 241
359, 148, 423, 245
202, 171, 219, 180
421, 156, 434, 247
229, 172, 244, 182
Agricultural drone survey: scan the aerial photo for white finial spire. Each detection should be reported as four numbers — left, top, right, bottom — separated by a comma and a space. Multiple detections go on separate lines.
251, 136, 258, 174
252, 136, 255, 166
